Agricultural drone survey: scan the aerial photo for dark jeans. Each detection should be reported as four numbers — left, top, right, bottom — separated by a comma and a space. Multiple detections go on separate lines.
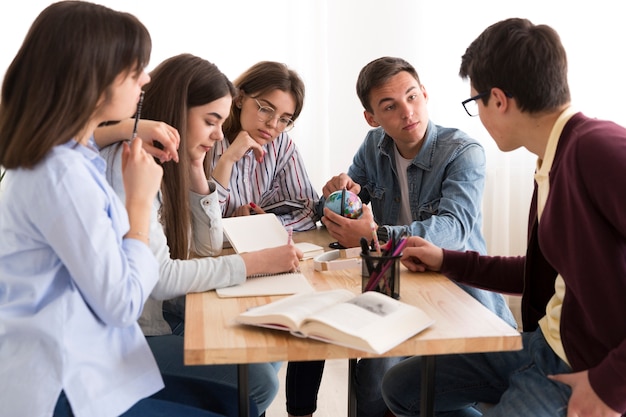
53, 373, 259, 417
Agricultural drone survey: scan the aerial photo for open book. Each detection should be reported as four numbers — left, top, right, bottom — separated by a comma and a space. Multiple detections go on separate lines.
222, 213, 324, 259
236, 289, 434, 354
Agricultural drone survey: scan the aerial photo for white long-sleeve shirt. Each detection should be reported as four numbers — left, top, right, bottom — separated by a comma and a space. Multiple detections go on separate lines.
101, 144, 247, 336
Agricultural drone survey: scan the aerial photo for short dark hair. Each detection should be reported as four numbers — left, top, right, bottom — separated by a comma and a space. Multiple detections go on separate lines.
356, 57, 421, 113
459, 18, 570, 113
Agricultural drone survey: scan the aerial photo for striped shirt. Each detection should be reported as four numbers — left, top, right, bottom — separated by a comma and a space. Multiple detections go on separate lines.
209, 132, 319, 231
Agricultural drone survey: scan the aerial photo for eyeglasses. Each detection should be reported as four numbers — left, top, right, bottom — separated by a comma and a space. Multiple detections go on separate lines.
461, 91, 489, 117
253, 99, 295, 132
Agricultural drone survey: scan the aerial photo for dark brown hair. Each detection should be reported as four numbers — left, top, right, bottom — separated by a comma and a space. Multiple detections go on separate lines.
356, 57, 421, 113
459, 18, 570, 113
0, 1, 151, 168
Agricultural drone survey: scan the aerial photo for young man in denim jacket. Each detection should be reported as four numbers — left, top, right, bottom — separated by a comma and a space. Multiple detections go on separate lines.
285, 57, 516, 417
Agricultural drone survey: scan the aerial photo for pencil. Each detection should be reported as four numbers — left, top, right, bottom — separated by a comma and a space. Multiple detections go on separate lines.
131, 90, 145, 141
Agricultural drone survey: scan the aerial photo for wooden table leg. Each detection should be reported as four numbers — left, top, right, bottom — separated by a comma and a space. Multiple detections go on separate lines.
238, 364, 250, 417
420, 356, 436, 417
347, 358, 357, 417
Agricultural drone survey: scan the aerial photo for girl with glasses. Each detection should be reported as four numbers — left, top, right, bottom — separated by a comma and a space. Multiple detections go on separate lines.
207, 61, 320, 231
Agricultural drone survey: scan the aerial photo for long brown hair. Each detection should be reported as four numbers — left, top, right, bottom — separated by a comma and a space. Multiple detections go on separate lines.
142, 54, 235, 259
0, 1, 151, 168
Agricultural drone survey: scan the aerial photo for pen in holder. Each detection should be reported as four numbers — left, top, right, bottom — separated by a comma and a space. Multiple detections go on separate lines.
360, 252, 401, 299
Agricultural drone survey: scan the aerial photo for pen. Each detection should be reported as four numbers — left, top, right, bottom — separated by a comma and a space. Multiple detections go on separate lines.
340, 188, 346, 217
131, 90, 144, 141
371, 222, 382, 256
286, 226, 301, 273
365, 237, 407, 292
360, 237, 374, 274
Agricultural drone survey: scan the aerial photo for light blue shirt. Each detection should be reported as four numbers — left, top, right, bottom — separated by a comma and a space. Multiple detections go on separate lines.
0, 139, 162, 417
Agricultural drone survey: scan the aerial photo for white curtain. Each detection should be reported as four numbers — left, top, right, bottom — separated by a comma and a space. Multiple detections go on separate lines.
2, 0, 625, 256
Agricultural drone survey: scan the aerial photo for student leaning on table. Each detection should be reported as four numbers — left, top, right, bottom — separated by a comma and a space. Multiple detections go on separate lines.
381, 18, 626, 417
206, 61, 320, 231
96, 53, 302, 416
285, 56, 517, 417
0, 2, 237, 417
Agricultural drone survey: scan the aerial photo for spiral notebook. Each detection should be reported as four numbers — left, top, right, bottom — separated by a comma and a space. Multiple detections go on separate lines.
216, 272, 314, 298
221, 213, 324, 259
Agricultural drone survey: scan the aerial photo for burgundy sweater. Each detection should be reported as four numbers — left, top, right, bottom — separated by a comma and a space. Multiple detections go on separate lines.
441, 113, 626, 413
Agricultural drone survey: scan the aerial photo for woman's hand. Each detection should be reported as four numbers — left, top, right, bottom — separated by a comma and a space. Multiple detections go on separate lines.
134, 119, 180, 163
211, 130, 265, 188
241, 244, 303, 276
225, 131, 265, 163
232, 202, 266, 217
121, 138, 163, 204
95, 118, 180, 163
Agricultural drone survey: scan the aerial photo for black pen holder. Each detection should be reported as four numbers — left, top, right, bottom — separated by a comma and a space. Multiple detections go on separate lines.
360, 252, 401, 299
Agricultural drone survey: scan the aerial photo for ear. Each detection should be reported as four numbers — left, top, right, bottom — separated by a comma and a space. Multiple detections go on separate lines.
490, 88, 510, 112
235, 91, 245, 108
363, 110, 379, 127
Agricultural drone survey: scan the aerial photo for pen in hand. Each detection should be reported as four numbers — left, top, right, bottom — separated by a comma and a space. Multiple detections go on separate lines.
286, 226, 300, 272
131, 90, 145, 141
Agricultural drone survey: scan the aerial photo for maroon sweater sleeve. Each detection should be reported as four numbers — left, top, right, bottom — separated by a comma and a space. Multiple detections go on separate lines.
439, 249, 525, 295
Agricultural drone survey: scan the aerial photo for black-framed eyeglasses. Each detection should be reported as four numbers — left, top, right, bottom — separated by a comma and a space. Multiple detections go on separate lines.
461, 91, 489, 117
253, 99, 295, 132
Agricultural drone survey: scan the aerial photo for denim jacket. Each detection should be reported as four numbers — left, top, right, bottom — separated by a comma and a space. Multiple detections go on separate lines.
349, 121, 487, 254
347, 122, 517, 327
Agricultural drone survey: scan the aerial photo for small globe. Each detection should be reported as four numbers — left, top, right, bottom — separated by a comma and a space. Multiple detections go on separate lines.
324, 190, 363, 219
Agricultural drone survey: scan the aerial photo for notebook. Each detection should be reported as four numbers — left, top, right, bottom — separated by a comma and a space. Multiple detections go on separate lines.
221, 214, 324, 258
222, 213, 288, 253
215, 272, 315, 298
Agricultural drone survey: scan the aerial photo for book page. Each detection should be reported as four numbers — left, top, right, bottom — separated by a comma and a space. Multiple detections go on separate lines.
216, 272, 314, 298
300, 291, 434, 354
222, 213, 288, 253
236, 289, 355, 331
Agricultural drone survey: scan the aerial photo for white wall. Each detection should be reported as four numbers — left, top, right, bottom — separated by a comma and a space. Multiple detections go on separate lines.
2, 0, 624, 255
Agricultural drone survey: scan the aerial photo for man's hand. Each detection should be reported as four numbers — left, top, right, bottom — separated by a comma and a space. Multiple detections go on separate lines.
322, 173, 361, 199
321, 205, 374, 248
549, 371, 621, 417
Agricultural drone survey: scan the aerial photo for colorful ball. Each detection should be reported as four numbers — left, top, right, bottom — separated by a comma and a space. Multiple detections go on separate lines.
324, 190, 363, 219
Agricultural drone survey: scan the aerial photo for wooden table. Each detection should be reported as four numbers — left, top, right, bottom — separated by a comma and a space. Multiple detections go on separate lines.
184, 227, 522, 417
